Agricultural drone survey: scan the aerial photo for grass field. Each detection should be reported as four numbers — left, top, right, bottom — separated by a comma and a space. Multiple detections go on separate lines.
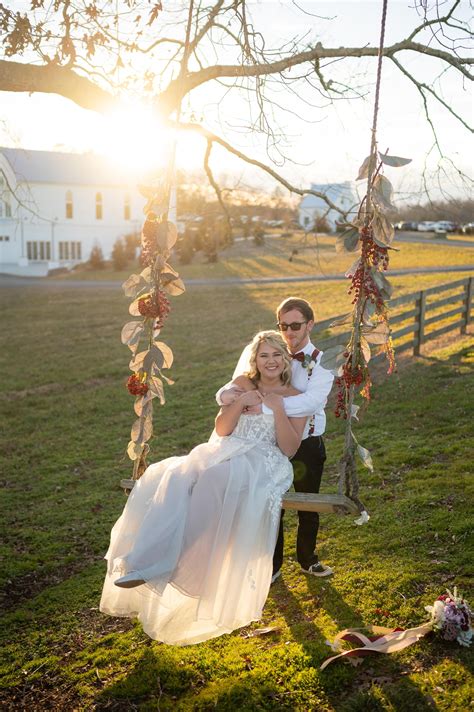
1, 253, 473, 710
51, 231, 474, 283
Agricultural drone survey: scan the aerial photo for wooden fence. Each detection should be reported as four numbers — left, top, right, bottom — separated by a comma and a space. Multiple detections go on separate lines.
316, 276, 473, 356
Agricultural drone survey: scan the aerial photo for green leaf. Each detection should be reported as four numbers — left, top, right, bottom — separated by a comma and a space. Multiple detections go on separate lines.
122, 273, 142, 298
372, 175, 395, 211
378, 152, 412, 168
320, 345, 346, 376
121, 321, 144, 351
361, 321, 390, 344
157, 221, 178, 250
336, 228, 360, 254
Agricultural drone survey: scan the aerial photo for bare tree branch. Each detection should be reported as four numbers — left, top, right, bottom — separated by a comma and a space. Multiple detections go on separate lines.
176, 121, 350, 217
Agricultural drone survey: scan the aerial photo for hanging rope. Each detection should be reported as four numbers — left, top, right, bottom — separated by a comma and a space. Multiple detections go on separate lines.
340, 0, 390, 512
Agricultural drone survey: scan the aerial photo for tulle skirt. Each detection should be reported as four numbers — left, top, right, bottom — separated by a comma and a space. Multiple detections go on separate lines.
100, 429, 292, 645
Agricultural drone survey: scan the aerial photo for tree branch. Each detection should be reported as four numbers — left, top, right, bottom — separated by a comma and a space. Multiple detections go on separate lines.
175, 121, 350, 218
158, 39, 473, 114
0, 59, 117, 113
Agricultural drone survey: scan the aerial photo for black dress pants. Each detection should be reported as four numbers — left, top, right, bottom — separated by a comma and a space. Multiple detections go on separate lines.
272, 435, 326, 573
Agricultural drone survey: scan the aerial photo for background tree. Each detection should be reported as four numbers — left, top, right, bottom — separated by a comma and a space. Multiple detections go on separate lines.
111, 237, 128, 271
88, 244, 105, 270
0, 1, 471, 215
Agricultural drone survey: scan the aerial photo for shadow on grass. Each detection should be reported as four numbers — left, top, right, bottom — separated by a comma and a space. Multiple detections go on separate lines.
94, 643, 285, 711
270, 577, 440, 711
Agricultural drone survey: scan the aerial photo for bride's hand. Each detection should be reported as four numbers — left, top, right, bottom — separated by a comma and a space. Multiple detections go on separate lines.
239, 390, 263, 408
261, 393, 284, 412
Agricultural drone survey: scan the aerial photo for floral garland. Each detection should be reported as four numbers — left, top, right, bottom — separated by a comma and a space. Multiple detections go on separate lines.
321, 587, 472, 669
318, 151, 411, 512
120, 186, 185, 482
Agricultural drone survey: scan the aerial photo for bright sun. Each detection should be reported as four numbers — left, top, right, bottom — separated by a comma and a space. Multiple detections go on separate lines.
88, 104, 204, 178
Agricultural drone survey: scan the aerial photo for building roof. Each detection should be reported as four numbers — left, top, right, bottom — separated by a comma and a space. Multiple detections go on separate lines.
0, 147, 135, 187
300, 182, 358, 208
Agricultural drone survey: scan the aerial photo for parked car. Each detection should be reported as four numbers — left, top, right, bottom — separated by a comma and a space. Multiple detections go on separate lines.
395, 221, 418, 231
462, 222, 474, 235
417, 221, 437, 232
433, 221, 458, 233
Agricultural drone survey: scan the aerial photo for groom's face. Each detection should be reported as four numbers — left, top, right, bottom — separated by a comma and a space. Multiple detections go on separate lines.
278, 308, 314, 354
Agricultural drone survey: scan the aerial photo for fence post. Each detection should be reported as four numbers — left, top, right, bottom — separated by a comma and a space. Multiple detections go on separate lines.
414, 290, 426, 356
461, 277, 473, 335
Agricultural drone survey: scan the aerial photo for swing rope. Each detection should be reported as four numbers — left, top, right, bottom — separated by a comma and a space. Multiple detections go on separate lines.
341, 0, 389, 513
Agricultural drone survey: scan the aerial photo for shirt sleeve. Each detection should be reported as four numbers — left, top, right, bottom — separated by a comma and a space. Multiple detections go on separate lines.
215, 381, 234, 406
281, 359, 335, 418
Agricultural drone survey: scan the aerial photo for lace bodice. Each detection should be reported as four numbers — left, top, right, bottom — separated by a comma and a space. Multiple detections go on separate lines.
232, 413, 277, 446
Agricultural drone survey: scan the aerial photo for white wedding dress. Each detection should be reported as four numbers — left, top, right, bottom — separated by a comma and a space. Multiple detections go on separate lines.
100, 413, 293, 646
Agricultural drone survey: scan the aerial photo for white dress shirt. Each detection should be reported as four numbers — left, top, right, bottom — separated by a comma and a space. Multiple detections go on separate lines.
216, 341, 334, 440
261, 341, 334, 439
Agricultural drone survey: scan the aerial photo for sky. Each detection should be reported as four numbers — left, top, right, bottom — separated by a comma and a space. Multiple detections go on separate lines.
1, 1, 472, 203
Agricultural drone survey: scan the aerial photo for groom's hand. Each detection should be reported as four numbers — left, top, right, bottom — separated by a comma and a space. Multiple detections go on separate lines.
239, 390, 263, 414
220, 386, 245, 405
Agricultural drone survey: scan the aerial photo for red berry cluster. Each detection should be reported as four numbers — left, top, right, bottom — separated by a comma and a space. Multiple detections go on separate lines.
138, 289, 171, 328
360, 226, 389, 270
127, 373, 149, 396
334, 352, 366, 418
348, 263, 383, 308
334, 377, 347, 419
140, 213, 159, 267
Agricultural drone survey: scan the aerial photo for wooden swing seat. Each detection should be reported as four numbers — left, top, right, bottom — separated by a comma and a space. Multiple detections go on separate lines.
120, 479, 358, 515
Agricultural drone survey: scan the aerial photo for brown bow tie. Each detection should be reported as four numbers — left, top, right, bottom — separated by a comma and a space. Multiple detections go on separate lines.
291, 352, 305, 362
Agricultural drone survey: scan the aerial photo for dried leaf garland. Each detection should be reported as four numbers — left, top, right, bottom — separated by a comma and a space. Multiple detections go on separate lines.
122, 183, 185, 480
326, 148, 411, 511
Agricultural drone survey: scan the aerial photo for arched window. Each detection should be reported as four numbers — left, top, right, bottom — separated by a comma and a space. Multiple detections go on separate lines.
66, 190, 73, 219
0, 171, 12, 218
124, 194, 131, 220
95, 192, 103, 220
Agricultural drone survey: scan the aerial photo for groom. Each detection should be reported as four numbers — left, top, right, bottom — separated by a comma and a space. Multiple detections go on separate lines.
217, 297, 335, 581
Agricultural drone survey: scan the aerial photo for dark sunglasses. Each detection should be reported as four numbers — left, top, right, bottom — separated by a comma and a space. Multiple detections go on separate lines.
277, 321, 308, 332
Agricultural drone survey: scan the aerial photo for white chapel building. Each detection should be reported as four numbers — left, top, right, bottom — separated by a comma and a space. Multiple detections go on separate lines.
298, 181, 359, 232
0, 147, 143, 276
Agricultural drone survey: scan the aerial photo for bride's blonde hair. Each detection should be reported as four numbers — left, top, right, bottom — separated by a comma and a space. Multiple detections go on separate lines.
245, 330, 292, 385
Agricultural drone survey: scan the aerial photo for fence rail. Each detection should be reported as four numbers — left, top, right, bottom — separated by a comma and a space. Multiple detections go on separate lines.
316, 276, 473, 356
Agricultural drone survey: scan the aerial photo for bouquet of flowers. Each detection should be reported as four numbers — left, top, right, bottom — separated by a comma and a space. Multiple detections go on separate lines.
321, 587, 472, 670
425, 587, 473, 647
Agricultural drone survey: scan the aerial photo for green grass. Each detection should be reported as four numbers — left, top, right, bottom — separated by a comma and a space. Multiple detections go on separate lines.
51, 231, 474, 283
1, 266, 473, 710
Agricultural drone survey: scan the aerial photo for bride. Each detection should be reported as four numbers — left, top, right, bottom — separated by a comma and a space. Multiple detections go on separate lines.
100, 330, 307, 646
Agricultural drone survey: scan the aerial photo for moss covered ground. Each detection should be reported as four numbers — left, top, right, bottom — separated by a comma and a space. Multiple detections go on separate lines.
1, 261, 473, 710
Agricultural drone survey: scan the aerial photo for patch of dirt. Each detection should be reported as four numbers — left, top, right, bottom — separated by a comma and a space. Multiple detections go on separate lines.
0, 554, 100, 613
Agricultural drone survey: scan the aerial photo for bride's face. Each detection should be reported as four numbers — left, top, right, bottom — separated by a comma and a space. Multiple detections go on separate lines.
255, 340, 285, 379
